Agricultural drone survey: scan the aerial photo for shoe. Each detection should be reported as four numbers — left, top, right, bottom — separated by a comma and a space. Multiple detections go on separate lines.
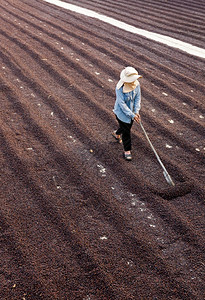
112, 131, 122, 144
123, 152, 132, 161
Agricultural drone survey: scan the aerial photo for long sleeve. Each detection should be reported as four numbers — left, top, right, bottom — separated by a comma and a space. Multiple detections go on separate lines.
133, 85, 141, 114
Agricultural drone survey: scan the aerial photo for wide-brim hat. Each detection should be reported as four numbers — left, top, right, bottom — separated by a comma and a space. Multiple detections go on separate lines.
116, 66, 142, 89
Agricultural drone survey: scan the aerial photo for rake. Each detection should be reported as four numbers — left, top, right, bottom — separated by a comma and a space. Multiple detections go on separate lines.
140, 121, 175, 186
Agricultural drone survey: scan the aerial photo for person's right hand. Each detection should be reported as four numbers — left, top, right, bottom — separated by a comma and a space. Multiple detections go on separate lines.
134, 113, 141, 124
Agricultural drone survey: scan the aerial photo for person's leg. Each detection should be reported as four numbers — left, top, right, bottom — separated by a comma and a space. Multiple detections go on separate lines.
115, 121, 123, 136
112, 116, 123, 143
116, 128, 122, 135
116, 117, 133, 152
121, 122, 133, 151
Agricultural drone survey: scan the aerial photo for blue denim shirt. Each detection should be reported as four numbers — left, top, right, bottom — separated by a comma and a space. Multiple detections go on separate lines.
113, 84, 141, 124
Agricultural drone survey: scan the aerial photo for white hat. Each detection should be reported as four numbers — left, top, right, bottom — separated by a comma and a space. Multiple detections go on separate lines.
116, 66, 142, 89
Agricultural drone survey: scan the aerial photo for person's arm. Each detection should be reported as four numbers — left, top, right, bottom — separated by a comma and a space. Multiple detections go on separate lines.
133, 85, 141, 123
133, 85, 141, 114
116, 88, 135, 118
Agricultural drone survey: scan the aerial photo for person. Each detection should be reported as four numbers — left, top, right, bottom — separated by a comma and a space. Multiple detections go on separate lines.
112, 66, 142, 161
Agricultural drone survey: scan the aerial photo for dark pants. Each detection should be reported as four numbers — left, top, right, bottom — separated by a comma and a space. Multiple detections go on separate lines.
116, 116, 134, 151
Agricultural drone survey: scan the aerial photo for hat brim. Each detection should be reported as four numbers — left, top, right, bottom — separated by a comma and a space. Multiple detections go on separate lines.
116, 74, 142, 89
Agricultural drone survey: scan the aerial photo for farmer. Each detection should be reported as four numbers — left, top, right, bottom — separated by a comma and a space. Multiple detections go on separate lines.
113, 66, 142, 161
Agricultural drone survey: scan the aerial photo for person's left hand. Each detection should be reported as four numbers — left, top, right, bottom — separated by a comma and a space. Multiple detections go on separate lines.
134, 113, 141, 124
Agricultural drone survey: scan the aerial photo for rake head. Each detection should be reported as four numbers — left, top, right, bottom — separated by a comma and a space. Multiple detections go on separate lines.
163, 171, 175, 186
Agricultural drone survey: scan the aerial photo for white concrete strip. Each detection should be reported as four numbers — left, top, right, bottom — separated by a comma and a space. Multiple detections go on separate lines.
43, 0, 205, 59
